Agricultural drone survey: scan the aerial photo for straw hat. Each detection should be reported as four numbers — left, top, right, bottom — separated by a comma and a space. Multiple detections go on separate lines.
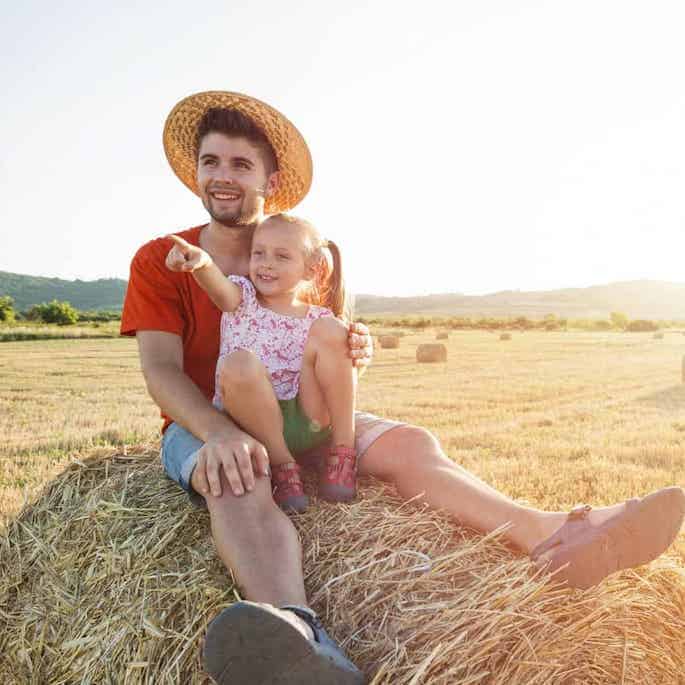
163, 91, 312, 214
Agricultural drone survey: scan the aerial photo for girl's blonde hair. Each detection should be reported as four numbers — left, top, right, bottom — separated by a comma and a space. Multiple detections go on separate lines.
264, 214, 351, 320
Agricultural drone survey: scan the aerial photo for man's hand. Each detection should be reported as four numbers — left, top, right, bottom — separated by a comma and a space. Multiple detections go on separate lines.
192, 426, 270, 498
165, 234, 212, 272
348, 321, 373, 368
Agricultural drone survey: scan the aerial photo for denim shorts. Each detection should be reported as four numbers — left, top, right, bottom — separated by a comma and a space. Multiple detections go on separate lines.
160, 411, 404, 505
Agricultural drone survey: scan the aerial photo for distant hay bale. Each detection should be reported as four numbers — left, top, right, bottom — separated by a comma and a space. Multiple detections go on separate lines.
500, 332, 512, 341
653, 332, 664, 339
436, 331, 449, 340
379, 335, 400, 349
416, 343, 447, 363
2, 450, 685, 684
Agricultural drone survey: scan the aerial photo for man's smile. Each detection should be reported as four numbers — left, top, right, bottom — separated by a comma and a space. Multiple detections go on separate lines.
208, 187, 242, 202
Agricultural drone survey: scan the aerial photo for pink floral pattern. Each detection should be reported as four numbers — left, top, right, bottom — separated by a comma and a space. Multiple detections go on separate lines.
213, 276, 333, 406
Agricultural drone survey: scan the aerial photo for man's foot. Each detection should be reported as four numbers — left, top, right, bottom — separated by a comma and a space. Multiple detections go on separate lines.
319, 445, 357, 502
531, 486, 685, 589
272, 462, 309, 513
203, 601, 365, 684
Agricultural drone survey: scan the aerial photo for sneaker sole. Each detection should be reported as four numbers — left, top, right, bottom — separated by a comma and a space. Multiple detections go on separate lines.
203, 602, 365, 685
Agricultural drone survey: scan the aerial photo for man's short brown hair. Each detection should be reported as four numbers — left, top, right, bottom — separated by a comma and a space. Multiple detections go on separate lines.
195, 108, 279, 174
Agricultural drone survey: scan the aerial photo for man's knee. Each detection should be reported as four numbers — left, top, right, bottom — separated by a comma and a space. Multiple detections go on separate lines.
218, 349, 266, 387
365, 424, 444, 479
395, 425, 442, 460
205, 471, 278, 517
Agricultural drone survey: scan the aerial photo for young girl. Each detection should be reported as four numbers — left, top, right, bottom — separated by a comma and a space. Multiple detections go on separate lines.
165, 214, 357, 513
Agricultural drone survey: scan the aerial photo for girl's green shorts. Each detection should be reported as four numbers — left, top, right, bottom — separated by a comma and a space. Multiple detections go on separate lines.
279, 396, 332, 455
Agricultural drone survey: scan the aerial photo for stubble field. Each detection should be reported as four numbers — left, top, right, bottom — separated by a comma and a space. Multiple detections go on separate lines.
1, 330, 684, 683
2, 329, 684, 544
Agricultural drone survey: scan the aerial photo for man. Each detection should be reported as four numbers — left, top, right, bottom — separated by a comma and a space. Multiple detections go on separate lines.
122, 91, 685, 684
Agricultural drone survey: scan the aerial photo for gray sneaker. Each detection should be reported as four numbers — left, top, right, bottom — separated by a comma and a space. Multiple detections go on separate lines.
203, 601, 365, 684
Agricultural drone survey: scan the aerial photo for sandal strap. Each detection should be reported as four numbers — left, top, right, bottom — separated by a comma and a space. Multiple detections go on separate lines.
272, 462, 305, 494
279, 605, 324, 642
530, 504, 593, 560
568, 504, 592, 521
325, 445, 356, 465
324, 445, 357, 482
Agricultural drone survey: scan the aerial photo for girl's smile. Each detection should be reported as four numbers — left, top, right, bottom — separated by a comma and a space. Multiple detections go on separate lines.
249, 219, 313, 305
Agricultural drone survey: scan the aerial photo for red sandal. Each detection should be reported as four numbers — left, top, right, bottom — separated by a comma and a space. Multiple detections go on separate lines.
271, 462, 309, 513
319, 445, 357, 502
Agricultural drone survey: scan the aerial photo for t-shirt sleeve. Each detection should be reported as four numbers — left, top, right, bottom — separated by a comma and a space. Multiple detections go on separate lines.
227, 275, 258, 318
120, 241, 185, 337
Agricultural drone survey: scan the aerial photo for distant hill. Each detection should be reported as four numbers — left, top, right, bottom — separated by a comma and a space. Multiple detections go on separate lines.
355, 280, 685, 320
1, 271, 683, 319
0, 271, 127, 311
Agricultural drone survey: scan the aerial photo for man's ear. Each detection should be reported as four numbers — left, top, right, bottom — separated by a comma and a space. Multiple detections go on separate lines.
265, 171, 280, 197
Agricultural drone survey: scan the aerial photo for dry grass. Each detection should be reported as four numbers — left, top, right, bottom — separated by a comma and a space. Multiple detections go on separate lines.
0, 339, 160, 520
2, 331, 685, 683
1, 452, 684, 684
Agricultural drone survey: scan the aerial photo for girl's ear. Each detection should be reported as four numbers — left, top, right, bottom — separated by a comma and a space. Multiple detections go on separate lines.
305, 258, 321, 282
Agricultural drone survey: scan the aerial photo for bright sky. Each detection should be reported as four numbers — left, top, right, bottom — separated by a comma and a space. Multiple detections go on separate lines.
2, 1, 684, 296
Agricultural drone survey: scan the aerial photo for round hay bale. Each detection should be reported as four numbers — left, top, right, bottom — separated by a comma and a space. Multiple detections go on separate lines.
379, 335, 400, 349
2, 450, 685, 684
653, 332, 664, 339
500, 332, 512, 341
416, 343, 447, 363
436, 331, 449, 340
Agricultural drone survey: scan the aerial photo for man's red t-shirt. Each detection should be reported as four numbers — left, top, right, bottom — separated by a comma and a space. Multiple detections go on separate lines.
121, 225, 222, 433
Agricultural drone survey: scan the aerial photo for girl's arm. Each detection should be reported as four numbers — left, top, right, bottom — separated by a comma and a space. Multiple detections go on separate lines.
165, 234, 242, 312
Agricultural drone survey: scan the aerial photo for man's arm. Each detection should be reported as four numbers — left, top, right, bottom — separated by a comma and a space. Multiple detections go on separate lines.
137, 330, 269, 497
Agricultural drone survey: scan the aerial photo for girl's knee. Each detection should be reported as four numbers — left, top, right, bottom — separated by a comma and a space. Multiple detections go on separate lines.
218, 349, 266, 387
307, 317, 348, 349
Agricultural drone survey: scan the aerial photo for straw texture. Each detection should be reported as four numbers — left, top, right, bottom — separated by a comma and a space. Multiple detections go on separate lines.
416, 343, 447, 363
379, 335, 400, 349
163, 91, 312, 214
2, 449, 684, 684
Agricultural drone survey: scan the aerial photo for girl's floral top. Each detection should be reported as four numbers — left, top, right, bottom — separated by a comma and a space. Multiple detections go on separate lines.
212, 275, 333, 406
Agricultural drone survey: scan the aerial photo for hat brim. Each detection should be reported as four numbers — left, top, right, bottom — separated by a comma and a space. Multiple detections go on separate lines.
163, 91, 312, 214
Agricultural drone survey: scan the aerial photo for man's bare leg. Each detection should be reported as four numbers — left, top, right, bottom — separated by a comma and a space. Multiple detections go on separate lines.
192, 467, 313, 638
359, 424, 631, 553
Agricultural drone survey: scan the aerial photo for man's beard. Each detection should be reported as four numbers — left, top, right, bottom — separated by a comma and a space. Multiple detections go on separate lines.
204, 193, 263, 228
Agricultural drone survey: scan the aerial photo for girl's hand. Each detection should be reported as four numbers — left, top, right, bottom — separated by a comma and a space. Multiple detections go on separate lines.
165, 234, 212, 272
348, 321, 373, 368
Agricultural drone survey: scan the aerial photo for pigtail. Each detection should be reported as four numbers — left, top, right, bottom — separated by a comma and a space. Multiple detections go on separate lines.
269, 213, 353, 321
316, 240, 352, 321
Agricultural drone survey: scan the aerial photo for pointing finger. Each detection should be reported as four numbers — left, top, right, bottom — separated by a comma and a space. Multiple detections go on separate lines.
167, 234, 192, 253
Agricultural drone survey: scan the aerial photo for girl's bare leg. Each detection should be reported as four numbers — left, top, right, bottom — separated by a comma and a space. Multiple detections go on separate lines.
298, 317, 356, 448
218, 350, 294, 466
